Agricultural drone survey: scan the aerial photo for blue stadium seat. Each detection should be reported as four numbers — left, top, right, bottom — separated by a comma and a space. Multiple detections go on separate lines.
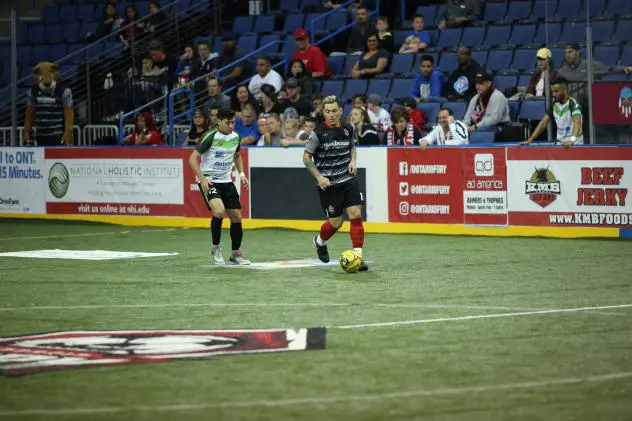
78, 22, 97, 40
434, 5, 447, 25
438, 28, 462, 49
519, 99, 546, 120
508, 100, 521, 121
606, 0, 632, 15
390, 78, 415, 99
282, 35, 298, 57
460, 27, 486, 48
493, 75, 517, 94
86, 43, 105, 61
416, 5, 438, 24
394, 31, 409, 48
506, 1, 532, 21
512, 49, 536, 71
135, 1, 149, 17
342, 103, 353, 121
341, 79, 368, 101
620, 45, 632, 65
555, 0, 582, 20
27, 23, 46, 44
560, 22, 586, 44
76, 4, 94, 22
344, 55, 360, 74
41, 4, 60, 24
438, 51, 457, 70
16, 24, 27, 44
300, 0, 319, 11
62, 23, 80, 42
325, 11, 347, 32
487, 49, 513, 71
549, 47, 564, 68
601, 73, 628, 81
469, 131, 496, 144
532, 0, 558, 20
390, 54, 414, 74
253, 15, 275, 33
484, 2, 507, 22
45, 24, 64, 44
482, 25, 511, 47
509, 24, 536, 46
305, 14, 326, 33
32, 45, 51, 64
594, 45, 620, 67
534, 22, 561, 44
282, 14, 304, 33
66, 43, 87, 63
102, 42, 124, 60
321, 80, 344, 97
50, 44, 68, 61
259, 34, 281, 54
236, 35, 257, 53
591, 20, 615, 43
442, 101, 466, 120
327, 55, 345, 75
581, 0, 607, 16
17, 46, 32, 65
279, 0, 300, 11
59, 4, 78, 23
368, 79, 391, 99
615, 20, 632, 43
417, 102, 440, 124
517, 74, 531, 87
472, 50, 488, 68
232, 16, 254, 35
95, 3, 105, 18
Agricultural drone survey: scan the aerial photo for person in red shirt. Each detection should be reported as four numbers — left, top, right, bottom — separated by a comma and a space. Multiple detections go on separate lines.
291, 28, 332, 79
122, 112, 164, 146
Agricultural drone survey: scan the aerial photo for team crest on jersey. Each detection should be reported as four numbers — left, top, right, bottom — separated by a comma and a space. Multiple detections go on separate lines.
525, 167, 561, 208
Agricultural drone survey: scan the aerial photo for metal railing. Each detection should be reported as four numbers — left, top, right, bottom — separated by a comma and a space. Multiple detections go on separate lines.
309, 0, 380, 46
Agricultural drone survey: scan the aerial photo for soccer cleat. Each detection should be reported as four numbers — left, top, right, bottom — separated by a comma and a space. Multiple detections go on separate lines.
358, 260, 369, 272
313, 236, 330, 263
229, 250, 251, 265
212, 245, 225, 265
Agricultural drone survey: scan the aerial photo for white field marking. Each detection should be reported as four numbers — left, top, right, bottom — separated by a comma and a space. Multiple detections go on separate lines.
0, 228, 175, 241
0, 371, 630, 417
375, 303, 629, 317
335, 303, 632, 329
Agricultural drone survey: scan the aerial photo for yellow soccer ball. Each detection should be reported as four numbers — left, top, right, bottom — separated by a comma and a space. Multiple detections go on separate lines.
339, 249, 362, 273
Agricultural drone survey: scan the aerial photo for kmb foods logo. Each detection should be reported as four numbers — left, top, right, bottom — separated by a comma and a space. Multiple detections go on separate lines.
48, 162, 69, 198
525, 167, 561, 208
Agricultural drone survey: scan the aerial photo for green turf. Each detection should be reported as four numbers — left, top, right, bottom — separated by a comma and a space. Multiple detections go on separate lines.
0, 219, 631, 420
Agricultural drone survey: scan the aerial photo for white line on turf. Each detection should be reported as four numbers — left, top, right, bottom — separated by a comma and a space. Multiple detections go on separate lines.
335, 303, 632, 329
375, 303, 629, 317
0, 371, 630, 417
0, 228, 176, 241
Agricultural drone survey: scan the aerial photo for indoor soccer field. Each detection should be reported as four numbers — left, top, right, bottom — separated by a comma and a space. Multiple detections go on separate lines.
0, 219, 631, 420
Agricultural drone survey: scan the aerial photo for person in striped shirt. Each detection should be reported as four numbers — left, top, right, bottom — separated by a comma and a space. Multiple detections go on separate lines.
420, 108, 469, 150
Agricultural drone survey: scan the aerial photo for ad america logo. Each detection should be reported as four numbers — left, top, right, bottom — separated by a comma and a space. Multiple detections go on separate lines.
0, 328, 326, 377
474, 154, 494, 177
525, 167, 561, 208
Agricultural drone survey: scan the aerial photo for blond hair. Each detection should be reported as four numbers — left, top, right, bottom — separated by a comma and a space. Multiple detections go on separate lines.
323, 95, 340, 107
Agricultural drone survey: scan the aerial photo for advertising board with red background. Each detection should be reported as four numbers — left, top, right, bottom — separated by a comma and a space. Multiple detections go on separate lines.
591, 82, 632, 125
461, 148, 508, 225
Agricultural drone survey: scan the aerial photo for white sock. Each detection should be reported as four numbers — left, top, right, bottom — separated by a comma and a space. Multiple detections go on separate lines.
316, 235, 326, 246
353, 247, 363, 258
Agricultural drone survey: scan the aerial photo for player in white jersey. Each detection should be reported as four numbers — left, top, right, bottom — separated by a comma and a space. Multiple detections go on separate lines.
420, 107, 469, 150
189, 108, 251, 265
520, 77, 583, 149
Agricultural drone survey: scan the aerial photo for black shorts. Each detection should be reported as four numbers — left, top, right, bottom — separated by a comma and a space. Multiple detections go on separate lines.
200, 182, 241, 210
317, 178, 363, 218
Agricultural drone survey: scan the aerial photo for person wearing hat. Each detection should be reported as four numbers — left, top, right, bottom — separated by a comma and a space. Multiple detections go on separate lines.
248, 56, 283, 102
462, 71, 510, 132
280, 77, 313, 117
184, 109, 209, 146
558, 42, 632, 85
291, 29, 332, 79
210, 32, 244, 86
527, 48, 558, 97
366, 94, 392, 133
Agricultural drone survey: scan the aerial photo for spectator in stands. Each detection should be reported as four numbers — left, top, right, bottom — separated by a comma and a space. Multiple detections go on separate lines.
463, 71, 510, 132
401, 98, 427, 131
352, 94, 368, 108
420, 107, 469, 149
350, 34, 389, 79
411, 55, 444, 103
121, 5, 145, 41
513, 48, 558, 99
399, 15, 431, 54
235, 103, 260, 145
445, 47, 482, 101
277, 89, 288, 102
281, 117, 316, 147
146, 1, 167, 35
192, 41, 217, 91
559, 42, 632, 84
287, 59, 313, 97
211, 32, 244, 87
322, 0, 342, 10
249, 57, 284, 101
350, 106, 380, 145
367, 94, 392, 133
97, 3, 123, 38
203, 77, 231, 115
184, 109, 208, 146
257, 113, 283, 146
259, 83, 286, 115
148, 40, 177, 88
208, 105, 219, 130
175, 45, 195, 87
311, 94, 325, 124
347, 7, 377, 54
376, 16, 395, 54
280, 77, 313, 117
231, 84, 259, 116
386, 107, 422, 145
281, 118, 301, 144
439, 0, 481, 30
122, 112, 163, 145
292, 29, 332, 79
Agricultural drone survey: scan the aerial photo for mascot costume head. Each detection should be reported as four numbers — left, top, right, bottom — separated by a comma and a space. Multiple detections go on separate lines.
24, 61, 74, 146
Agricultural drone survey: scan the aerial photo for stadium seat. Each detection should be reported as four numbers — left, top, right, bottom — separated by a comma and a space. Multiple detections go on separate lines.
62, 23, 80, 42
549, 47, 564, 68
321, 80, 344, 97
76, 4, 94, 22
508, 100, 521, 121
620, 45, 632, 65
532, 0, 558, 20
27, 23, 46, 44
509, 24, 536, 46
45, 24, 64, 44
305, 14, 326, 33
606, 0, 632, 15
433, 5, 446, 25
78, 22, 97, 41
484, 2, 507, 22
259, 34, 281, 54
282, 14, 304, 33
417, 102, 440, 124
342, 103, 353, 121
41, 4, 60, 24
442, 101, 466, 120
325, 11, 347, 32
341, 79, 368, 102
469, 131, 495, 144
232, 16, 254, 35
390, 54, 414, 74
59, 4, 78, 23
534, 22, 561, 44
560, 22, 586, 44
601, 73, 628, 81
482, 25, 511, 47
50, 44, 68, 61
438, 51, 457, 70
580, 0, 606, 16
135, 1, 149, 17
390, 78, 415, 100
438, 28, 462, 49
368, 79, 391, 99
327, 55, 345, 75
279, 0, 300, 11
519, 99, 546, 121
591, 20, 615, 43
416, 6, 438, 24
471, 50, 488, 68
594, 45, 620, 67
282, 35, 298, 57
512, 48, 536, 71
344, 55, 360, 75
32, 45, 51, 64
86, 43, 105, 61
300, 0, 319, 11
236, 35, 257, 53
517, 74, 531, 87
17, 46, 32, 65
615, 20, 632, 43
555, 0, 582, 20
493, 75, 517, 94
506, 1, 532, 22
487, 49, 513, 72
16, 24, 27, 44
253, 15, 276, 33
67, 43, 87, 63
460, 27, 486, 48
393, 31, 409, 48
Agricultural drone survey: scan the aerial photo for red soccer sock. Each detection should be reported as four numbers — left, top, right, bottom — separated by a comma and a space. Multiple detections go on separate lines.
350, 218, 364, 249
319, 221, 338, 242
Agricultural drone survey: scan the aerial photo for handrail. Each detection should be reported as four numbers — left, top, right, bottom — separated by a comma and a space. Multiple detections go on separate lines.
308, 0, 380, 44
167, 88, 195, 145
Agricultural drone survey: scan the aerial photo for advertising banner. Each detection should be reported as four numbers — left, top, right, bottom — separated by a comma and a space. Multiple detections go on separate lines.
388, 148, 463, 223
592, 82, 632, 125
0, 148, 46, 214
507, 147, 632, 227
462, 148, 508, 225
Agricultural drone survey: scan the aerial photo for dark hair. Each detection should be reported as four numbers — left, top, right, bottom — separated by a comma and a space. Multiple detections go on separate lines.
231, 84, 255, 109
207, 76, 221, 87
439, 107, 454, 116
257, 56, 272, 65
196, 40, 210, 48
413, 14, 424, 21
311, 94, 323, 102
377, 15, 389, 24
287, 59, 309, 79
352, 94, 367, 104
551, 76, 568, 87
391, 107, 410, 123
148, 39, 164, 52
217, 108, 235, 120
304, 116, 317, 124
124, 4, 139, 21
420, 55, 434, 65
351, 106, 370, 125
209, 104, 222, 113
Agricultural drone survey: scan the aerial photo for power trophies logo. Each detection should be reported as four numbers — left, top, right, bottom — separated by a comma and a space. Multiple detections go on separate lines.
525, 167, 561, 208
48, 162, 70, 199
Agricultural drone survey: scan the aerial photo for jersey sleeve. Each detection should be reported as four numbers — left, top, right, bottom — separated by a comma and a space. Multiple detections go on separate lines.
570, 99, 582, 117
195, 131, 214, 154
304, 130, 320, 154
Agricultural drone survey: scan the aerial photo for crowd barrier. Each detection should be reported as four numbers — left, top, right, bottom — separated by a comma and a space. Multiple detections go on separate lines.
1, 145, 631, 239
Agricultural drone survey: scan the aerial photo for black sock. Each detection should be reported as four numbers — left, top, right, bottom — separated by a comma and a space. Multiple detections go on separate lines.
211, 217, 223, 246
230, 222, 243, 251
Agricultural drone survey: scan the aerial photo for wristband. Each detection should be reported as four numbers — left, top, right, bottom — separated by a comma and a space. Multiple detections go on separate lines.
570, 136, 577, 143
239, 172, 246, 178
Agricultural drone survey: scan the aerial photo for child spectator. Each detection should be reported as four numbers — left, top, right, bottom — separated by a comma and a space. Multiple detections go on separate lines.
386, 107, 422, 145
376, 16, 395, 54
399, 14, 431, 54
367, 94, 392, 133
349, 106, 380, 145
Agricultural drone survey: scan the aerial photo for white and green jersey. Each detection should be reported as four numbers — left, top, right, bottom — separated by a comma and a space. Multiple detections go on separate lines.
546, 97, 583, 144
195, 129, 241, 183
